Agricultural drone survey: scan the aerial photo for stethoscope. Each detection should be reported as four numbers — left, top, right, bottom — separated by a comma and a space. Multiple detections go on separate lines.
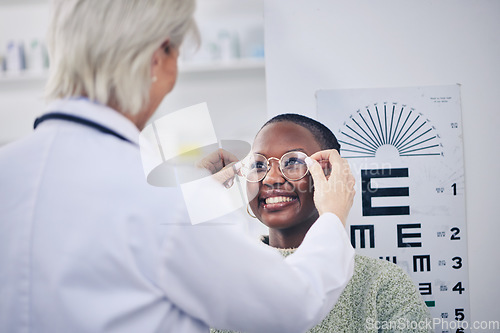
34, 112, 136, 146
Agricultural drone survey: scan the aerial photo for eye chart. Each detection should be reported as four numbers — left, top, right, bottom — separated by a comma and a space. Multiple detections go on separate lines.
317, 85, 470, 332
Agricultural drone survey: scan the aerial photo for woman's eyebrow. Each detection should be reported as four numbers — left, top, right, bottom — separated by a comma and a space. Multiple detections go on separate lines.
254, 148, 307, 155
286, 148, 307, 154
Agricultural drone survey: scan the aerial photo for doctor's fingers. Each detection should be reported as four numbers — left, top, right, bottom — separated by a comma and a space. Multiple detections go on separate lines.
337, 159, 356, 192
212, 162, 239, 188
309, 149, 343, 180
219, 148, 239, 166
197, 148, 239, 174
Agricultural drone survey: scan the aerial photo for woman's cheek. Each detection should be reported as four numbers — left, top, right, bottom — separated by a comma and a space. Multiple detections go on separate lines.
292, 178, 313, 195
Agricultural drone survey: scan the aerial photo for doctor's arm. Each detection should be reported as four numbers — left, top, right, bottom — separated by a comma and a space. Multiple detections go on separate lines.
160, 212, 353, 333
158, 150, 355, 333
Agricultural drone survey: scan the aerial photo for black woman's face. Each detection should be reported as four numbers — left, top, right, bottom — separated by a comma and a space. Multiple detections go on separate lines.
247, 122, 322, 230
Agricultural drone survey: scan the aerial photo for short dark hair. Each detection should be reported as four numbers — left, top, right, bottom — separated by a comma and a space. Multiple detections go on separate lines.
260, 113, 341, 153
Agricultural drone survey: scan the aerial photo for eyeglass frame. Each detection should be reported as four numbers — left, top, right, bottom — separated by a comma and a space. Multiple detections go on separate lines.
241, 151, 310, 183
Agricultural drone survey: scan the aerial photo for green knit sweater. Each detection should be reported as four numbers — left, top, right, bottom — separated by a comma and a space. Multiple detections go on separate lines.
211, 242, 433, 333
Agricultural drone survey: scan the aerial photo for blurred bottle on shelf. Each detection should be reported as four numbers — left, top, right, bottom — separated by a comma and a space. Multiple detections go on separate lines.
27, 39, 48, 74
2, 39, 48, 76
5, 40, 26, 74
0, 54, 5, 73
218, 29, 240, 61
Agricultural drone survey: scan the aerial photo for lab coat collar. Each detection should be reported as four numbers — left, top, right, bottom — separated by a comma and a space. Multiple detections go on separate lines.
41, 98, 141, 146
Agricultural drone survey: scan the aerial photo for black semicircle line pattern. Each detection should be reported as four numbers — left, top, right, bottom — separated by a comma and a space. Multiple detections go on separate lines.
339, 103, 443, 158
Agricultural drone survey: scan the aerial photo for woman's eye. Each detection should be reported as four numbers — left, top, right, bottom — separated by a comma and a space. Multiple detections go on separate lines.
251, 161, 266, 170
284, 158, 305, 167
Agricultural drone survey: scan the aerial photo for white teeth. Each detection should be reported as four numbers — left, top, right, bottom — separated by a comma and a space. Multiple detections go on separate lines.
265, 196, 294, 204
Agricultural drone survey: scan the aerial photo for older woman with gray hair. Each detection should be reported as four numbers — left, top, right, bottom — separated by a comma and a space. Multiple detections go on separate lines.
0, 1, 357, 332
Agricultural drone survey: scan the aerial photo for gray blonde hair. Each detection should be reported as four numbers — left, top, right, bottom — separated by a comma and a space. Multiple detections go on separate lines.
45, 0, 199, 115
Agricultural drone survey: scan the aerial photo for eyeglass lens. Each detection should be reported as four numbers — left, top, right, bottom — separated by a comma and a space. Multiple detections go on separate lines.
243, 151, 308, 182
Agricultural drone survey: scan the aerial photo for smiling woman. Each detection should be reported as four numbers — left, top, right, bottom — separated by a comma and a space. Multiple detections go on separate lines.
212, 113, 433, 333
246, 117, 334, 249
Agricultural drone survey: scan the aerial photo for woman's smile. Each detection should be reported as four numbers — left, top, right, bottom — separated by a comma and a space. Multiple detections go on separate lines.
259, 189, 299, 212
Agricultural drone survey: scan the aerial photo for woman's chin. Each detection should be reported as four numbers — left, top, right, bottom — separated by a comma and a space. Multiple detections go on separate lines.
260, 211, 299, 230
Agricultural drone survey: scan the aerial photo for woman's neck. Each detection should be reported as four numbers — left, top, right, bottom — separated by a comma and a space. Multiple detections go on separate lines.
108, 99, 157, 131
268, 213, 318, 249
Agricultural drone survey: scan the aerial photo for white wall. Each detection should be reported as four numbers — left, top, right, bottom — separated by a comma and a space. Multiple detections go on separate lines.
264, 0, 500, 327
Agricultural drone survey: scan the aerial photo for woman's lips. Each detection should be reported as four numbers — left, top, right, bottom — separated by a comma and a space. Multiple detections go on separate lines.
260, 195, 298, 211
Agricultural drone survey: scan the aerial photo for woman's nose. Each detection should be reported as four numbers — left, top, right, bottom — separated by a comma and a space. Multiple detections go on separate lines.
262, 160, 285, 186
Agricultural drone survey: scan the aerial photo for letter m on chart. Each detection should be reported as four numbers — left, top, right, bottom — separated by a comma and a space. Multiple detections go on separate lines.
350, 225, 375, 248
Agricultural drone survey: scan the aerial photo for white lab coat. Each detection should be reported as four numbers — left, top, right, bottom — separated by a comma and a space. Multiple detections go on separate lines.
0, 98, 355, 333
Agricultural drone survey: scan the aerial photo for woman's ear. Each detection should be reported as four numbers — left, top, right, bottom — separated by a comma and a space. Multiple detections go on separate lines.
151, 40, 169, 77
151, 40, 170, 67
150, 49, 161, 80
161, 39, 171, 54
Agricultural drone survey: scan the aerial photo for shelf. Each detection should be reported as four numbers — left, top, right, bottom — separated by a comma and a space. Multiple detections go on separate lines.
0, 0, 47, 5
0, 71, 48, 83
0, 58, 265, 84
179, 58, 265, 73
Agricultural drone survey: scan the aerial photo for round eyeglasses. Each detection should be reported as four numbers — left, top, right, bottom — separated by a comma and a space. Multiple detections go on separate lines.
241, 151, 310, 182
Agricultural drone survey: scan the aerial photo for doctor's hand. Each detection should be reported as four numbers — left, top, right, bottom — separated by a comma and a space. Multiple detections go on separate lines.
196, 148, 241, 188
306, 150, 355, 226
